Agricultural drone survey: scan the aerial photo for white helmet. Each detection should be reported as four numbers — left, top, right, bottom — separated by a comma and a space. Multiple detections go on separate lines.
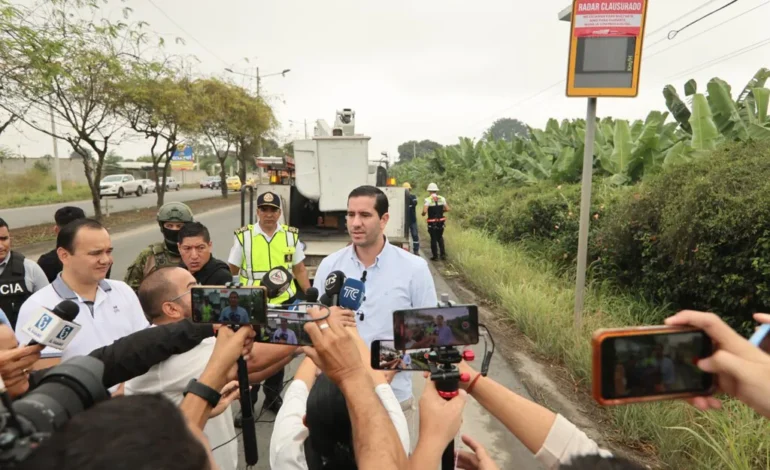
427, 183, 439, 192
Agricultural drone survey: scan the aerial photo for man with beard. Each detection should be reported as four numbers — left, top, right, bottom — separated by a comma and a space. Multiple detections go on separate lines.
125, 202, 194, 291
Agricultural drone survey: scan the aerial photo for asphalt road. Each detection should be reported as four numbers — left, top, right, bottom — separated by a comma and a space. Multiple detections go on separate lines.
21, 204, 542, 470
0, 187, 220, 229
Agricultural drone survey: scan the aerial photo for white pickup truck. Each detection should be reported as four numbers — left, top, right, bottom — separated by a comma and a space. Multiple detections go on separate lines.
99, 174, 144, 199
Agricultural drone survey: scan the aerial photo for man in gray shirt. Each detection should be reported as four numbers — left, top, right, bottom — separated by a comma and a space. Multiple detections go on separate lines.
0, 217, 49, 328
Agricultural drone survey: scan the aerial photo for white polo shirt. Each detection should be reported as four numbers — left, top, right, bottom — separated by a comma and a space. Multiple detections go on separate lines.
14, 274, 149, 361
125, 337, 238, 470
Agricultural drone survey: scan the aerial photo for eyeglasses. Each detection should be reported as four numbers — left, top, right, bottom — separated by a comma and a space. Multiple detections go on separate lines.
167, 289, 192, 304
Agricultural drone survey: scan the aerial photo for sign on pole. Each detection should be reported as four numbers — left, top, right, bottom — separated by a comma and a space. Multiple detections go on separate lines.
567, 0, 649, 97
171, 144, 194, 170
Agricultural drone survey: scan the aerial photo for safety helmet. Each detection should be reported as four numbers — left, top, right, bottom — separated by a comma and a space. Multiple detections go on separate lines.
427, 183, 439, 192
157, 202, 194, 223
402, 182, 412, 190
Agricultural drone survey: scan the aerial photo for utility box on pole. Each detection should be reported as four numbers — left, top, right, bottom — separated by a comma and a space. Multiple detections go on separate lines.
564, 0, 649, 328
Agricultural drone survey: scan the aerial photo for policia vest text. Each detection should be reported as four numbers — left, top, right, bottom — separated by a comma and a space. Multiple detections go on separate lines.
0, 252, 33, 328
235, 224, 299, 304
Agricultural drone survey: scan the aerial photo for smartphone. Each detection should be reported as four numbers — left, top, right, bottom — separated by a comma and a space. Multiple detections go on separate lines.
191, 286, 267, 326
749, 324, 770, 353
392, 305, 479, 350
370, 340, 432, 371
592, 326, 715, 406
258, 311, 313, 347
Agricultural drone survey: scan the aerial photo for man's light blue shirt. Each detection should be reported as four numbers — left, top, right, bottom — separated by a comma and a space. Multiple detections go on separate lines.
219, 306, 250, 323
313, 240, 438, 403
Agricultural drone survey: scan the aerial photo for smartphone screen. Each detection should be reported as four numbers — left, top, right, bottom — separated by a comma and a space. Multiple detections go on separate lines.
257, 312, 313, 347
191, 287, 267, 326
371, 340, 432, 371
749, 324, 770, 353
392, 305, 479, 350
599, 329, 714, 401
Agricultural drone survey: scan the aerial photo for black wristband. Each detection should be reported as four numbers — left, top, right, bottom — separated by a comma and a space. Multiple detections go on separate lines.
183, 379, 221, 408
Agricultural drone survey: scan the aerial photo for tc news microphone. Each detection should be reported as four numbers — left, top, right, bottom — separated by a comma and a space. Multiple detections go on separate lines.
339, 278, 365, 312
23, 300, 81, 349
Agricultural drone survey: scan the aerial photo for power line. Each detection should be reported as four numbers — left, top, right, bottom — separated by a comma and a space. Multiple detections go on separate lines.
645, 0, 723, 37
145, 0, 229, 66
667, 35, 770, 81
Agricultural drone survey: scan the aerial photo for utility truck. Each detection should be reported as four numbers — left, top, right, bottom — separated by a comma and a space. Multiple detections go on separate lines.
250, 109, 409, 281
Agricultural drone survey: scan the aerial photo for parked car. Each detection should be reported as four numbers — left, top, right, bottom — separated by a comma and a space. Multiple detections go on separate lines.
159, 177, 181, 191
99, 174, 143, 199
226, 176, 242, 192
210, 177, 223, 190
137, 179, 156, 194
199, 176, 218, 188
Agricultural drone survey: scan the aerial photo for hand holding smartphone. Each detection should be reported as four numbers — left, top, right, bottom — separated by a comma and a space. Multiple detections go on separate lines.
592, 326, 715, 406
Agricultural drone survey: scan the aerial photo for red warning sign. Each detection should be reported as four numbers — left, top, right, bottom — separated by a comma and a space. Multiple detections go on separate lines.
573, 1, 644, 37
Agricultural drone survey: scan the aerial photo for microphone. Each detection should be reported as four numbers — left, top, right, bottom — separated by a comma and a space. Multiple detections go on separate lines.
339, 278, 365, 313
323, 271, 346, 307
23, 300, 81, 349
305, 287, 319, 303
261, 266, 293, 299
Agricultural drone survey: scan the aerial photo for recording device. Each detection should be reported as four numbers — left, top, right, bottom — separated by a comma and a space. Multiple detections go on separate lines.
392, 305, 479, 350
592, 326, 715, 406
371, 340, 432, 371
0, 356, 109, 467
261, 266, 293, 299
305, 287, 319, 303
190, 286, 267, 326
320, 270, 346, 307
22, 300, 81, 350
749, 324, 770, 353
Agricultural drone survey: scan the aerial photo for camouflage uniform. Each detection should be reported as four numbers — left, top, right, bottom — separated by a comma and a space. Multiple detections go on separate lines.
124, 202, 194, 291
124, 242, 183, 291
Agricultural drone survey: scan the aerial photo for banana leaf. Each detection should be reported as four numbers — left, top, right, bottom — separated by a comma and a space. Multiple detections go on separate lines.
600, 120, 634, 177
663, 85, 693, 134
748, 123, 770, 142
707, 78, 748, 141
552, 146, 582, 182
662, 141, 694, 168
689, 93, 720, 151
684, 79, 697, 96
755, 87, 770, 123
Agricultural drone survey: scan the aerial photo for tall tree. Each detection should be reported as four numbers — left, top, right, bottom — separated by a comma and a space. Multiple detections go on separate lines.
397, 139, 443, 161
6, 1, 151, 218
115, 67, 196, 206
484, 118, 529, 141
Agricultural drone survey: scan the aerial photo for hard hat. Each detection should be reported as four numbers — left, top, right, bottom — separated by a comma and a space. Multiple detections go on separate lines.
402, 182, 412, 190
157, 202, 194, 223
427, 183, 439, 192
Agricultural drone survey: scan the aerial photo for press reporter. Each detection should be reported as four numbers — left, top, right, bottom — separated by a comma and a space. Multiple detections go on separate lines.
270, 306, 409, 470
665, 310, 770, 418
18, 322, 255, 470
0, 324, 43, 398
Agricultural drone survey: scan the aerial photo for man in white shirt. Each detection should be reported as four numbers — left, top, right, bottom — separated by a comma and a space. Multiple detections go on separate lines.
313, 185, 438, 445
15, 219, 148, 370
273, 318, 298, 345
125, 266, 296, 470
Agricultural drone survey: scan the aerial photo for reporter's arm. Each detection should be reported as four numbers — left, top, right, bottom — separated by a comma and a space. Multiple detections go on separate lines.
243, 342, 296, 372
89, 320, 215, 388
246, 354, 294, 384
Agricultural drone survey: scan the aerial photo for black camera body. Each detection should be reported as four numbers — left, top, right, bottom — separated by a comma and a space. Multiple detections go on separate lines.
0, 355, 109, 467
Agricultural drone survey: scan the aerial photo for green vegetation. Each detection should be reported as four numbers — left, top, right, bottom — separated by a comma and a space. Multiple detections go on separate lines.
0, 169, 91, 208
395, 69, 770, 468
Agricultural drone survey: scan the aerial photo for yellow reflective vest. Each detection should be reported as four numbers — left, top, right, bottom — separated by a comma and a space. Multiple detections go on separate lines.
235, 224, 299, 304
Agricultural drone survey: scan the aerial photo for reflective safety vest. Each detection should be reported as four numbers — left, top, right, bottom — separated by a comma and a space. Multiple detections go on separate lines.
424, 195, 447, 223
235, 224, 298, 304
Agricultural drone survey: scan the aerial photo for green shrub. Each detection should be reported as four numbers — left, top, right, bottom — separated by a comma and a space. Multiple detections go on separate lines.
597, 142, 770, 330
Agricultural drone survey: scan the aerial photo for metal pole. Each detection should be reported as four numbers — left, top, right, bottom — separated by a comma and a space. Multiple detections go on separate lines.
304, 119, 308, 139
49, 104, 62, 195
256, 67, 262, 159
574, 97, 597, 329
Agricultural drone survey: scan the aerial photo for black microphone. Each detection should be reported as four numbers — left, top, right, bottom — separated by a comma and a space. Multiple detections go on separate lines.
261, 266, 293, 299
27, 300, 80, 347
323, 271, 346, 307
305, 287, 319, 303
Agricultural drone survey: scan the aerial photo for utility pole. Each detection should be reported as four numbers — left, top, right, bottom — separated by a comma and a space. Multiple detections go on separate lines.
256, 66, 262, 159
49, 104, 62, 195
304, 119, 308, 139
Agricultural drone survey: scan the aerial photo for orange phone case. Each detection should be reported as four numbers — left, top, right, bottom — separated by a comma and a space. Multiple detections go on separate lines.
591, 326, 716, 406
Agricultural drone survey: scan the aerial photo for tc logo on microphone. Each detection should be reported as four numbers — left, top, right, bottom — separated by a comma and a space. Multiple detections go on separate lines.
35, 314, 53, 331
342, 286, 361, 299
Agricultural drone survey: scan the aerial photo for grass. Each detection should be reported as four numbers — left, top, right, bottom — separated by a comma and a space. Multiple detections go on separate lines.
440, 221, 770, 470
0, 169, 93, 208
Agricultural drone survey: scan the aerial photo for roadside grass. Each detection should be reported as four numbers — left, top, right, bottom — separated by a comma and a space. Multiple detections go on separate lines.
0, 169, 93, 208
441, 222, 769, 469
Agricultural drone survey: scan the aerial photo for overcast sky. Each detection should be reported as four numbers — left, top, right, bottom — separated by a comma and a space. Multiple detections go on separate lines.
3, 0, 769, 162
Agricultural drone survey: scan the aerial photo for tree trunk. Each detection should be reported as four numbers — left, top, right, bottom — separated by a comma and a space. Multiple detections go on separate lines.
78, 146, 102, 220
153, 161, 165, 208
219, 164, 228, 199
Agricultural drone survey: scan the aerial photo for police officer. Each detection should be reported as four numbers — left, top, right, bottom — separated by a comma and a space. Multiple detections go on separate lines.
124, 202, 194, 291
403, 182, 420, 255
0, 218, 49, 328
421, 182, 451, 261
227, 191, 310, 419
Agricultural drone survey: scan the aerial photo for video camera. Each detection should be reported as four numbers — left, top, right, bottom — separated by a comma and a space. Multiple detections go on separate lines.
0, 356, 109, 468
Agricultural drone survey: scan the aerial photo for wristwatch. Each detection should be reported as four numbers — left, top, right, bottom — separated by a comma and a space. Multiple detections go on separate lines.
183, 379, 221, 408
